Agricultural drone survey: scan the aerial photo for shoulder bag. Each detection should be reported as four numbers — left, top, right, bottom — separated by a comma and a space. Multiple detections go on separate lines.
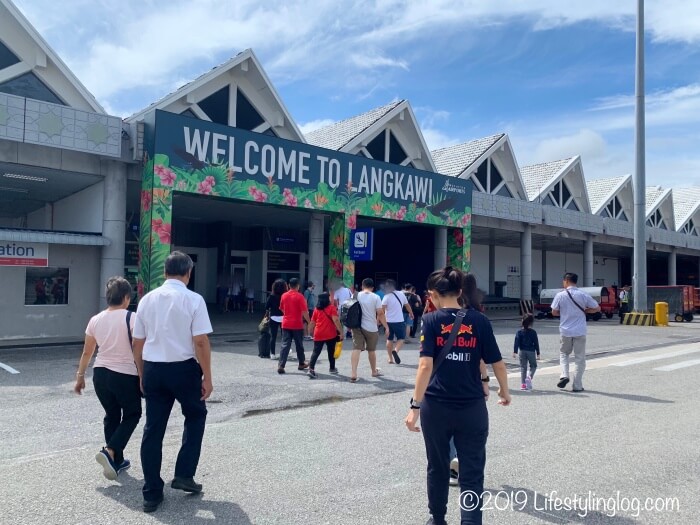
565, 289, 586, 314
430, 309, 468, 378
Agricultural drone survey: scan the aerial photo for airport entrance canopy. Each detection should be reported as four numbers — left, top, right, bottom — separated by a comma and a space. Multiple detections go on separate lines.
139, 110, 473, 294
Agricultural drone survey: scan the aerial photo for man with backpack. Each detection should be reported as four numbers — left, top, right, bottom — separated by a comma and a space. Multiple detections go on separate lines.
343, 278, 389, 383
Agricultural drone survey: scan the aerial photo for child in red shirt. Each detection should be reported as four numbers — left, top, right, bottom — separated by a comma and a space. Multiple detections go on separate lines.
307, 292, 344, 379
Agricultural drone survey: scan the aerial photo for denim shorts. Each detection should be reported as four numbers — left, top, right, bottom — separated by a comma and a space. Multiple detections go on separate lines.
387, 322, 406, 341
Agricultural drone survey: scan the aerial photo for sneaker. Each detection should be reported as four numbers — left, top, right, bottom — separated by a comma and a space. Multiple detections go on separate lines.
392, 350, 401, 365
425, 516, 447, 525
329, 368, 339, 374
525, 376, 533, 390
557, 377, 570, 389
450, 457, 458, 472
270, 354, 278, 360
449, 470, 459, 486
95, 448, 117, 481
303, 336, 313, 341
520, 383, 528, 391
308, 369, 317, 379
116, 459, 131, 474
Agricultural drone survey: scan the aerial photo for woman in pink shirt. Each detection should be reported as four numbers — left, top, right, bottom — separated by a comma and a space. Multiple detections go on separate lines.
74, 277, 142, 481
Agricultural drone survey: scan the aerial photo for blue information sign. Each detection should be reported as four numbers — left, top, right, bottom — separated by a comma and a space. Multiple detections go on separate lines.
349, 228, 374, 261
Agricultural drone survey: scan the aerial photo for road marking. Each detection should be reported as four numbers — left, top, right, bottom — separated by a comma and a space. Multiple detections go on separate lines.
0, 362, 19, 374
654, 359, 700, 372
611, 347, 700, 367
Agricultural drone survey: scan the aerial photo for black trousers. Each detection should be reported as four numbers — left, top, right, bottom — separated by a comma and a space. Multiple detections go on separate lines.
421, 397, 489, 525
269, 320, 281, 355
410, 315, 421, 337
141, 359, 207, 502
92, 367, 142, 465
619, 303, 629, 323
310, 338, 336, 370
279, 329, 306, 368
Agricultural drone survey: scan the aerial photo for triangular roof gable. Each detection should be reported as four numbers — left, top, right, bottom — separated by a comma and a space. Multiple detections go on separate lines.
672, 187, 700, 232
126, 49, 305, 142
521, 156, 591, 212
307, 100, 437, 172
0, 0, 104, 113
645, 186, 675, 229
431, 133, 527, 200
586, 175, 632, 215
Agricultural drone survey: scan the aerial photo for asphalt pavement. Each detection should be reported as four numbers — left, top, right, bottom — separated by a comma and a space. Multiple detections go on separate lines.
1, 318, 699, 524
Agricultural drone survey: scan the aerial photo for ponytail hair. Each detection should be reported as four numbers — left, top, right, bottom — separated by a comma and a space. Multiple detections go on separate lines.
460, 273, 483, 309
522, 313, 534, 329
426, 266, 465, 297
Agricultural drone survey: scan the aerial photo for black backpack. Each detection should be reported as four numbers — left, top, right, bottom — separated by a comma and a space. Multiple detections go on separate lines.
340, 299, 362, 329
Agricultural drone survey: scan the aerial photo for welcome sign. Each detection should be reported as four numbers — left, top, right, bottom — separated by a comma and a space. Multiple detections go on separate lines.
0, 242, 48, 266
151, 110, 472, 225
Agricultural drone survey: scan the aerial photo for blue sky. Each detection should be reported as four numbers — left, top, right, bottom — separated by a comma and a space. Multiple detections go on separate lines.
14, 0, 700, 187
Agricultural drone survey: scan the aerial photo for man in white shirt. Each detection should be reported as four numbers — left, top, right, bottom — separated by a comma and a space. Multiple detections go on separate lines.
132, 252, 213, 513
350, 278, 390, 382
333, 282, 353, 338
551, 272, 600, 392
382, 279, 414, 364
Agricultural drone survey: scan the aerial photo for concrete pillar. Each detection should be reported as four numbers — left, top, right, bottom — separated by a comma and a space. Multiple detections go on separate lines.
488, 243, 496, 296
44, 203, 53, 229
583, 235, 594, 287
308, 213, 325, 291
668, 247, 677, 286
434, 227, 447, 269
99, 161, 127, 306
520, 224, 532, 300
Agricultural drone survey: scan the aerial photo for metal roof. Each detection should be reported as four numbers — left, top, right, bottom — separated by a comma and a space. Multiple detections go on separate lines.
645, 186, 670, 215
431, 134, 504, 178
672, 186, 700, 230
304, 100, 403, 151
0, 229, 110, 245
586, 175, 630, 214
520, 158, 575, 201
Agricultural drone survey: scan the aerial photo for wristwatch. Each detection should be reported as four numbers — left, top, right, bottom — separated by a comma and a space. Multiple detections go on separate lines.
410, 397, 422, 409
481, 376, 490, 383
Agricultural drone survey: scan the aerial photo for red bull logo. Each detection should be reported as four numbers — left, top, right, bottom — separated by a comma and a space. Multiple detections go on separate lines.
440, 323, 473, 336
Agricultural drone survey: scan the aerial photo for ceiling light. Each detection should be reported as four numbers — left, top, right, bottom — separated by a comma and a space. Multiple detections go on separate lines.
0, 186, 29, 194
3, 173, 48, 182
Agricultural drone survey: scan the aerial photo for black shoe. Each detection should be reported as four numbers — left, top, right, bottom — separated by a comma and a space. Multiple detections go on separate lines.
392, 350, 401, 365
171, 477, 203, 493
572, 387, 585, 392
425, 517, 447, 525
277, 367, 285, 374
557, 377, 570, 389
143, 495, 164, 513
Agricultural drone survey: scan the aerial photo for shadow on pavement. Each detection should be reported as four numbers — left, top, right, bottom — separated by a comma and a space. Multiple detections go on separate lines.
494, 485, 641, 524
575, 389, 674, 404
98, 472, 253, 524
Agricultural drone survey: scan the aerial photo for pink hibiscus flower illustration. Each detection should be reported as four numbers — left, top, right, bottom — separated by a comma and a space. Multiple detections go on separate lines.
155, 223, 171, 244
453, 229, 464, 247
154, 165, 176, 186
416, 211, 428, 223
204, 175, 216, 187
197, 181, 213, 195
347, 213, 357, 229
304, 199, 314, 209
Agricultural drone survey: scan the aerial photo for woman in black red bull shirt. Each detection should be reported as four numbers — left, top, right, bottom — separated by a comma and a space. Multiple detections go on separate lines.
405, 267, 511, 525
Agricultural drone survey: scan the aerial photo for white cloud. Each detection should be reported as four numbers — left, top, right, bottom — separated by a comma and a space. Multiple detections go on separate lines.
298, 119, 335, 135
421, 128, 460, 151
534, 129, 608, 164
349, 53, 409, 71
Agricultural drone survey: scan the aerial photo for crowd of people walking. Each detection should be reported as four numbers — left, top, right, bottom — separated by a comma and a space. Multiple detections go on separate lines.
74, 253, 599, 524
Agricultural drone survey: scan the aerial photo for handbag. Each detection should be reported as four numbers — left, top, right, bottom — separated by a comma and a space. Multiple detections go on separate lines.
430, 309, 468, 379
334, 339, 343, 359
258, 309, 270, 333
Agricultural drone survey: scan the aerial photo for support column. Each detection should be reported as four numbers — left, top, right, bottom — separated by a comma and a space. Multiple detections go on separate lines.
434, 227, 447, 269
668, 247, 677, 286
583, 235, 594, 287
100, 160, 127, 305
308, 213, 325, 290
520, 224, 532, 300
488, 243, 496, 296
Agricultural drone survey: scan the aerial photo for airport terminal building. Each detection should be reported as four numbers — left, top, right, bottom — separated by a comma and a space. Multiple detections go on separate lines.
1, 0, 699, 341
